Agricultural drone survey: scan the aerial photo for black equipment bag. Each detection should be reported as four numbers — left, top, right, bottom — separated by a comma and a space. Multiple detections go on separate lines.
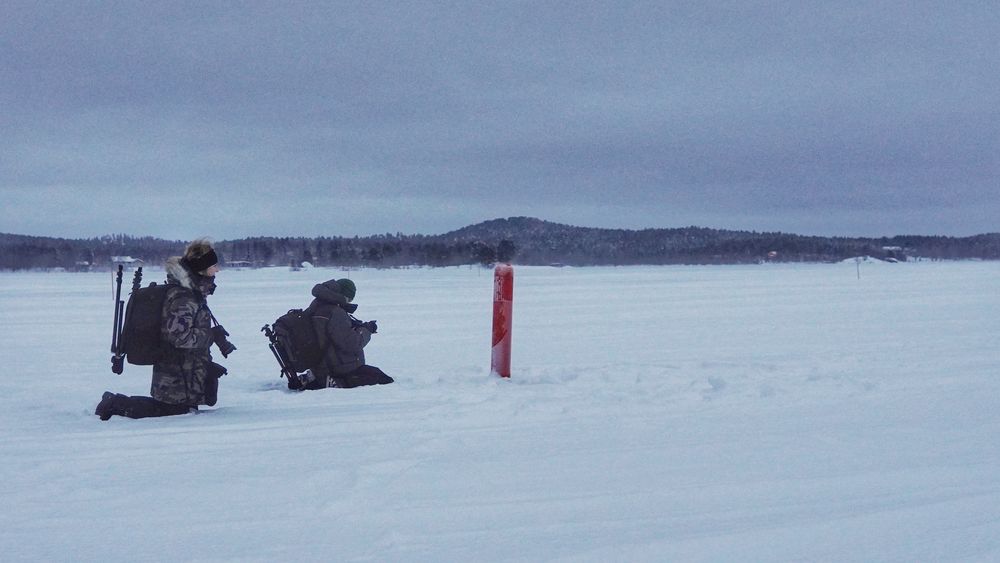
271, 309, 324, 373
118, 283, 175, 365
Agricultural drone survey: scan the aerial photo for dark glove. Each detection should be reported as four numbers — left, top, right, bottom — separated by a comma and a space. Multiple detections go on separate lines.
211, 325, 237, 357
363, 320, 378, 334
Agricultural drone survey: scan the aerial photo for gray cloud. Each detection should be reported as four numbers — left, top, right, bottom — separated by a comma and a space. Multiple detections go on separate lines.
2, 1, 998, 239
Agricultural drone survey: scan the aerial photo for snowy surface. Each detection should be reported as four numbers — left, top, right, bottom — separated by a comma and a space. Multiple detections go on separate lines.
1, 261, 998, 561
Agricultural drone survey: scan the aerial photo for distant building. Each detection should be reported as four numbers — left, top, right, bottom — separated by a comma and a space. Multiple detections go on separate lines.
111, 256, 144, 267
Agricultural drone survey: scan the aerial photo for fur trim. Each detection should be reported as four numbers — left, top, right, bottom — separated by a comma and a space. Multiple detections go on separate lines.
165, 256, 194, 290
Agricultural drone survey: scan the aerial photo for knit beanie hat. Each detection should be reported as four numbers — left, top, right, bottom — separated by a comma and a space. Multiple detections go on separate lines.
337, 278, 357, 302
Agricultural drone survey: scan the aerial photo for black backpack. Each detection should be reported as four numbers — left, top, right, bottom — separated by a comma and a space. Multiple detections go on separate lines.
271, 309, 325, 373
118, 283, 176, 366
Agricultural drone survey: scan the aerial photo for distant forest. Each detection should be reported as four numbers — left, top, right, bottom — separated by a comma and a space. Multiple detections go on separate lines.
2, 217, 998, 271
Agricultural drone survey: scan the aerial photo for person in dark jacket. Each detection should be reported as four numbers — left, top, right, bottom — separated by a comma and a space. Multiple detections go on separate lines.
95, 238, 236, 420
296, 278, 393, 390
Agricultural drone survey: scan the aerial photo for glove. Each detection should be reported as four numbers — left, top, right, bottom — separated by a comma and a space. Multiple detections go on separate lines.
363, 320, 378, 334
211, 325, 237, 357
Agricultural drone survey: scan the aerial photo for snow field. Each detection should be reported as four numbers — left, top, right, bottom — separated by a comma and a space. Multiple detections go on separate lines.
1, 261, 998, 561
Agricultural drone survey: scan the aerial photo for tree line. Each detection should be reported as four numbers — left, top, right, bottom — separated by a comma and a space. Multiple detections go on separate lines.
2, 217, 998, 271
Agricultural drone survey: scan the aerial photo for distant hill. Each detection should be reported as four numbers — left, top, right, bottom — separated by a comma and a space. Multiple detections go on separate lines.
437, 217, 1000, 265
1, 217, 998, 270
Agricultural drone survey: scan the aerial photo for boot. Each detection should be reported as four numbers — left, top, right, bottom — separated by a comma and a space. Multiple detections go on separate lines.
95, 391, 121, 421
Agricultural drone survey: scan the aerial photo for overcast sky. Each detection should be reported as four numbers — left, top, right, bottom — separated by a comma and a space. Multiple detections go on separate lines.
2, 1, 998, 240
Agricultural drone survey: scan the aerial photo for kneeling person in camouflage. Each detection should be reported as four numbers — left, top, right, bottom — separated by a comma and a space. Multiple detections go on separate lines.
96, 238, 236, 420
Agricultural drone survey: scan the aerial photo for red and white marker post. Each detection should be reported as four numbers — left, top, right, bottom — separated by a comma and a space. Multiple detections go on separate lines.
491, 264, 513, 378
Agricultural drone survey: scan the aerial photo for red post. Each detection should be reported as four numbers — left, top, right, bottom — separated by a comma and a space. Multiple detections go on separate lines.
491, 264, 513, 378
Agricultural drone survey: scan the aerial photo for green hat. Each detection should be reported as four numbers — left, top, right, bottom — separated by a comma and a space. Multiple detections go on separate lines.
336, 278, 357, 301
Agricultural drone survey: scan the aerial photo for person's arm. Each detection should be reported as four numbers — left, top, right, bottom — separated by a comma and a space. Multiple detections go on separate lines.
327, 310, 371, 353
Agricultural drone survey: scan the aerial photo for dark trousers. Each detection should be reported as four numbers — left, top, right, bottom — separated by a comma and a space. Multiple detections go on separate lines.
338, 365, 394, 388
98, 393, 192, 419
304, 365, 394, 390
119, 396, 191, 418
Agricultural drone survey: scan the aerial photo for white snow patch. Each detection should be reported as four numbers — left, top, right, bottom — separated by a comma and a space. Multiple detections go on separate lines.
1, 261, 999, 561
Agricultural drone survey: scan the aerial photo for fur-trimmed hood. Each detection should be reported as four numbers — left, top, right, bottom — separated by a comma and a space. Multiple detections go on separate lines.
165, 257, 195, 290
165, 256, 216, 297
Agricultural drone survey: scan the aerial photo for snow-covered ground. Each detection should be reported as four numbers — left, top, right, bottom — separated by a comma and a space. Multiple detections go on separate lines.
1, 261, 998, 561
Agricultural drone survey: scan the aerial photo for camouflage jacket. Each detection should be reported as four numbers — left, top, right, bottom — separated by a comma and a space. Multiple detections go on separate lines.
150, 257, 216, 406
